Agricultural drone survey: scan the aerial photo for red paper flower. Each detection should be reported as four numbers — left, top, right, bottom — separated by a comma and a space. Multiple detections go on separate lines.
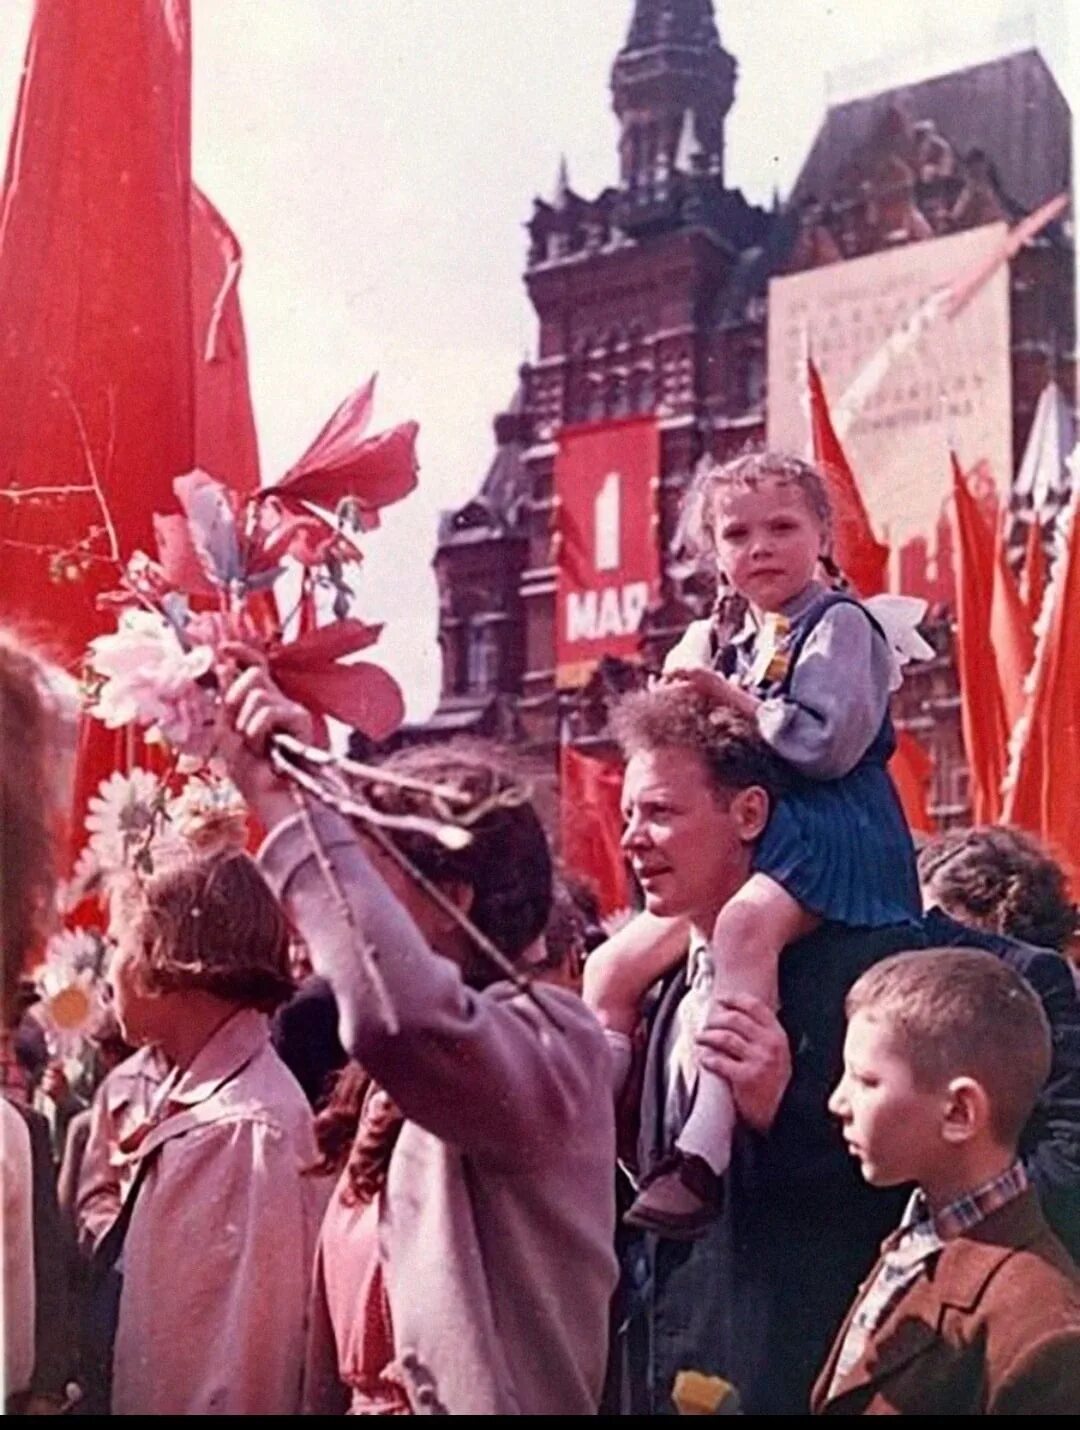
263, 377, 419, 527
268, 619, 404, 741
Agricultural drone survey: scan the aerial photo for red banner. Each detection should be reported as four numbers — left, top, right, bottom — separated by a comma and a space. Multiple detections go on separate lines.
554, 417, 660, 686
560, 746, 629, 917
0, 0, 259, 857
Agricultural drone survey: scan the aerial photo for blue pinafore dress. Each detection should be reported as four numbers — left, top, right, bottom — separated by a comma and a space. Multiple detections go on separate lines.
716, 588, 921, 929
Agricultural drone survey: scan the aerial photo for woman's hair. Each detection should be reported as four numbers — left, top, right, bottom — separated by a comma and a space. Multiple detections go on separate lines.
919, 827, 1079, 954
362, 739, 553, 979
0, 631, 60, 1025
311, 741, 555, 1194
116, 850, 294, 1011
678, 450, 845, 633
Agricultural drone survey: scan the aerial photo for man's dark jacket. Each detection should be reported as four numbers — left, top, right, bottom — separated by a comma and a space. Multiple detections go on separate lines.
611, 923, 917, 1416
923, 907, 1080, 1257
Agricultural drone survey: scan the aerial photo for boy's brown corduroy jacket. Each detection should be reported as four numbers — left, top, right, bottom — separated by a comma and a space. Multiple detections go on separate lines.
813, 1187, 1080, 1415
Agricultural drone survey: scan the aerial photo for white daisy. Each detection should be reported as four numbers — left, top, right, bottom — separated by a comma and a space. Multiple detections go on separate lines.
34, 927, 109, 1057
84, 768, 185, 877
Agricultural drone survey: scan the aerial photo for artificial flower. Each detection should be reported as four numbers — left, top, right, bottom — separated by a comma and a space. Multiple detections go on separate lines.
34, 927, 110, 1058
88, 609, 218, 758
84, 768, 184, 877
167, 773, 249, 855
263, 376, 419, 525
269, 618, 404, 739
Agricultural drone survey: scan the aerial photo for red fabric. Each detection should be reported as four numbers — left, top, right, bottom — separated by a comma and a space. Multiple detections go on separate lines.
272, 378, 417, 522
889, 729, 934, 836
560, 746, 629, 917
1021, 519, 1047, 623
990, 507, 1035, 733
951, 453, 1008, 823
553, 417, 660, 685
1002, 492, 1080, 893
0, 0, 259, 855
190, 187, 260, 495
808, 359, 890, 597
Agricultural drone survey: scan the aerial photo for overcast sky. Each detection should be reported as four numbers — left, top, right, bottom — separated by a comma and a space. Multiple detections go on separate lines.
0, 0, 1074, 718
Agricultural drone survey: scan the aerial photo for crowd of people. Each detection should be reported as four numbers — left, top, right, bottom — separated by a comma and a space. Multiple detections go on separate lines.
3, 450, 1080, 1416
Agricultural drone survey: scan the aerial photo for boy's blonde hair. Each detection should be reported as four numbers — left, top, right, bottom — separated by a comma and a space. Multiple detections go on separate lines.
846, 948, 1052, 1144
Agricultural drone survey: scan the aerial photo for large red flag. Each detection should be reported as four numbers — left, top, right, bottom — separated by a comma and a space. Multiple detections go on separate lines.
0, 1, 259, 847
1021, 518, 1047, 622
807, 358, 934, 830
950, 453, 1008, 823
989, 507, 1035, 732
891, 729, 934, 835
808, 357, 890, 597
560, 746, 629, 917
1002, 485, 1080, 889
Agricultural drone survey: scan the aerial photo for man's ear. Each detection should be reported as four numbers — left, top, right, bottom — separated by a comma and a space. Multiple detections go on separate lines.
729, 785, 771, 842
941, 1076, 989, 1147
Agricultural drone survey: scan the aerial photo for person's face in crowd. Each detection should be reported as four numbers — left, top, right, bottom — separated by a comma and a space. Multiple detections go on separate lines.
288, 938, 314, 983
106, 906, 165, 1048
711, 476, 825, 612
829, 1010, 945, 1188
621, 745, 767, 932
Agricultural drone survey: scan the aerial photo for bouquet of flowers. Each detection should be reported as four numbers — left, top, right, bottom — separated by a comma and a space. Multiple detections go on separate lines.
78, 379, 545, 1017
86, 376, 415, 761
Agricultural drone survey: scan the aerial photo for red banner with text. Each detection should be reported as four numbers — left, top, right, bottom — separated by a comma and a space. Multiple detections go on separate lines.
554, 416, 660, 687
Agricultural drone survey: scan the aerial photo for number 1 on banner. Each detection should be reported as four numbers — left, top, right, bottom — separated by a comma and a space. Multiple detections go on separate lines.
595, 470, 620, 572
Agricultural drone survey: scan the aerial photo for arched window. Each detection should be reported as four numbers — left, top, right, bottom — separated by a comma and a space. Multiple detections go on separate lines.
466, 621, 499, 694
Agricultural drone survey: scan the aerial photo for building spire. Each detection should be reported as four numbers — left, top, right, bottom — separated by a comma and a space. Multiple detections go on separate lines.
624, 0, 721, 51
553, 153, 572, 209
612, 1, 736, 189
674, 107, 703, 172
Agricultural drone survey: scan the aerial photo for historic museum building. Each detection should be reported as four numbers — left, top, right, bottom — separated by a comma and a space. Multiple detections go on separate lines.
415, 0, 1075, 828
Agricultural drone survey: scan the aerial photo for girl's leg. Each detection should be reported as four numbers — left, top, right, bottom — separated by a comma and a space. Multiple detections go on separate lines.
626, 876, 818, 1236
677, 874, 819, 1172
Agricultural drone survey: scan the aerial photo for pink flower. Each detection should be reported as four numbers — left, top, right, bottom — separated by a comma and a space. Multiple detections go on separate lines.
88, 610, 218, 759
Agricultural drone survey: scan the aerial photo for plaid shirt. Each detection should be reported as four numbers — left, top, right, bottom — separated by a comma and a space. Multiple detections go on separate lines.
830, 1161, 1029, 1395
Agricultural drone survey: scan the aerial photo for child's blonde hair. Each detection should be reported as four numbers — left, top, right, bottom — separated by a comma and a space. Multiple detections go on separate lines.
679, 450, 845, 586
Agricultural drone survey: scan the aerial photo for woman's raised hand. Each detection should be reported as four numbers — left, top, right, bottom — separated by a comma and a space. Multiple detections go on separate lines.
216, 644, 313, 822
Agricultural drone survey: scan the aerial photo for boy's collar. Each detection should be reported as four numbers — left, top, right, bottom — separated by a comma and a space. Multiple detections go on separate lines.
901, 1159, 1028, 1244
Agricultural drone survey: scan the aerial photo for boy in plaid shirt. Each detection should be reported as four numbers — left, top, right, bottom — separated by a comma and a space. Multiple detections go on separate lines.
815, 948, 1080, 1415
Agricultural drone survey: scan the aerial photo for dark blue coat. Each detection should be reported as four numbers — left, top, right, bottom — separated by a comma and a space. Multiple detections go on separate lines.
611, 923, 919, 1416
922, 907, 1080, 1258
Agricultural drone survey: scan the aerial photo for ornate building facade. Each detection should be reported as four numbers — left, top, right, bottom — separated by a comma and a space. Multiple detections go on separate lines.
419, 0, 1075, 827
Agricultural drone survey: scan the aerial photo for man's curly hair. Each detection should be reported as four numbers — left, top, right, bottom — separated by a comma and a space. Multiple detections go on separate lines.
608, 684, 787, 806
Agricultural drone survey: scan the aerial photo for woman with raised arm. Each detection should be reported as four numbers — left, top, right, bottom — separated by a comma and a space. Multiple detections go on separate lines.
220, 658, 617, 1417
